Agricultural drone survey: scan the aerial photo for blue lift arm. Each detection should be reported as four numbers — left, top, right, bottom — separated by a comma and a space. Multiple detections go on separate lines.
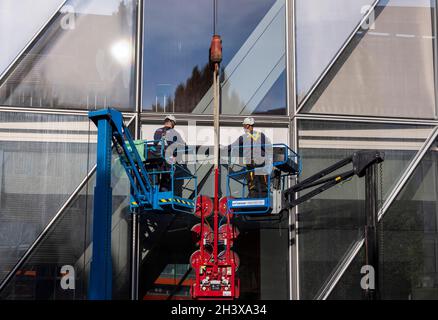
87, 108, 154, 300
87, 108, 197, 299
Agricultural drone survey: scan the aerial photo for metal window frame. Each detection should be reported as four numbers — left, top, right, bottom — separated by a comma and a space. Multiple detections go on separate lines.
296, 113, 438, 127
131, 0, 144, 301
286, 0, 300, 300
0, 105, 136, 119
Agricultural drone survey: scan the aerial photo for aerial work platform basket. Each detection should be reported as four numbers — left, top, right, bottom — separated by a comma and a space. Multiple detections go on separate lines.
223, 144, 301, 216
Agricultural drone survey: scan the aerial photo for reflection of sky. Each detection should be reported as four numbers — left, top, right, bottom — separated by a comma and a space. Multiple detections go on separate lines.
0, 0, 131, 76
0, 0, 63, 75
142, 0, 279, 111
255, 71, 286, 114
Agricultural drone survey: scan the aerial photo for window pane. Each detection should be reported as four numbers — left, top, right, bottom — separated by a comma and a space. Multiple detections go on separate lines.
142, 0, 286, 115
0, 149, 132, 300
377, 138, 438, 299
0, 0, 137, 111
0, 0, 63, 75
300, 1, 436, 119
0, 111, 96, 286
296, 0, 376, 103
0, 177, 93, 300
139, 122, 290, 299
327, 248, 365, 300
297, 120, 432, 299
330, 135, 438, 300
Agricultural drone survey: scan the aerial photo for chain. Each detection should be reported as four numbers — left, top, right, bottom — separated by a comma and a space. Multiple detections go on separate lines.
379, 162, 384, 297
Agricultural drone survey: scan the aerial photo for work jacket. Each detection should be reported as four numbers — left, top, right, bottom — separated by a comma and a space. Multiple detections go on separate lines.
227, 130, 273, 170
153, 127, 186, 159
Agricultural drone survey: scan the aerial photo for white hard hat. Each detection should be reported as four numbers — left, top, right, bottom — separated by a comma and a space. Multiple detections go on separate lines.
164, 114, 176, 124
243, 117, 255, 126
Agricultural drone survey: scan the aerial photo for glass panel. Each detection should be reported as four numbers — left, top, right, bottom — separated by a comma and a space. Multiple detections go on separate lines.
139, 122, 290, 299
297, 120, 432, 299
301, 0, 436, 119
0, 0, 137, 111
0, 111, 96, 286
296, 0, 376, 103
327, 248, 365, 300
0, 0, 64, 75
142, 0, 286, 115
0, 176, 93, 300
330, 135, 438, 300
0, 148, 132, 300
139, 209, 290, 300
377, 138, 438, 299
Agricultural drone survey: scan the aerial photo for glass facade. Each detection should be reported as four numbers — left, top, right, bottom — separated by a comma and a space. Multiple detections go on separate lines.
299, 0, 437, 118
296, 0, 376, 103
142, 0, 287, 115
375, 138, 438, 299
0, 0, 138, 111
297, 120, 433, 299
0, 111, 96, 286
0, 0, 437, 301
0, 150, 132, 300
0, 0, 64, 75
139, 122, 290, 299
328, 137, 438, 300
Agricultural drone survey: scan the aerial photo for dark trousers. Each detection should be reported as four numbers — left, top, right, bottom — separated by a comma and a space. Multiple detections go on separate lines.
159, 164, 184, 197
246, 165, 268, 198
146, 161, 171, 192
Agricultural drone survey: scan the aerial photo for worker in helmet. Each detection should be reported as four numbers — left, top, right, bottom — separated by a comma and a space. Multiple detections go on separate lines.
153, 115, 186, 192
226, 117, 272, 198
154, 115, 182, 147
153, 114, 187, 159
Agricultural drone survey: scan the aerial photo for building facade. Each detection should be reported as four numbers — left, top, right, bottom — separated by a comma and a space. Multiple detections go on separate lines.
0, 0, 437, 300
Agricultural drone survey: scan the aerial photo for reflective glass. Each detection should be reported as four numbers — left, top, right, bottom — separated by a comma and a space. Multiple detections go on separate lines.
301, 0, 436, 119
327, 248, 365, 300
377, 138, 438, 299
0, 176, 93, 300
142, 0, 286, 115
0, 0, 63, 75
0, 148, 132, 300
297, 120, 432, 299
0, 111, 96, 287
296, 0, 376, 103
0, 0, 137, 111
329, 135, 438, 300
139, 123, 290, 299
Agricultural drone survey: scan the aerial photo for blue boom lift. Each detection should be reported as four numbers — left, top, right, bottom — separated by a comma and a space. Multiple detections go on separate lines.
224, 144, 301, 215
87, 108, 197, 299
87, 108, 384, 301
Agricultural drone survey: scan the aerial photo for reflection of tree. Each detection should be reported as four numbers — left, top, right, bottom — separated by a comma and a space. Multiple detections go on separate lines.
150, 61, 284, 115
176, 64, 213, 113
151, 64, 213, 113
